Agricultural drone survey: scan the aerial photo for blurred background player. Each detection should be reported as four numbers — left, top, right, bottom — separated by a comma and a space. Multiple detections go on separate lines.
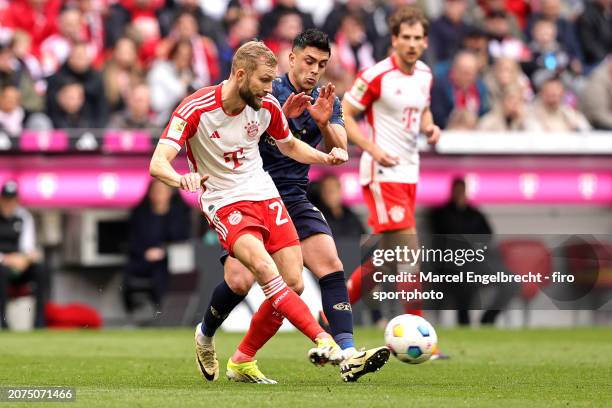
341, 7, 444, 350
195, 29, 390, 383
0, 180, 47, 329
150, 41, 349, 384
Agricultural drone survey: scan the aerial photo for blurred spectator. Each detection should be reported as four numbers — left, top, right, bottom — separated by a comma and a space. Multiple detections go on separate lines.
259, 0, 315, 41
157, 0, 225, 47
334, 13, 376, 78
156, 12, 220, 87
0, 180, 47, 329
446, 108, 479, 130
484, 57, 533, 107
477, 85, 536, 130
428, 177, 511, 326
46, 43, 108, 128
103, 37, 145, 112
67, 0, 107, 61
315, 174, 365, 238
122, 179, 190, 317
108, 83, 157, 129
322, 0, 378, 49
522, 18, 583, 93
0, 86, 25, 135
49, 81, 93, 129
104, 0, 163, 50
1, 0, 63, 57
225, 11, 259, 51
470, 0, 524, 39
526, 77, 591, 132
579, 57, 612, 130
431, 51, 489, 129
429, 0, 470, 65
462, 26, 490, 71
264, 10, 304, 56
525, 0, 583, 63
576, 0, 612, 67
148, 40, 199, 124
430, 177, 492, 240
218, 11, 259, 77
484, 10, 529, 61
39, 7, 100, 78
11, 31, 45, 94
0, 41, 44, 114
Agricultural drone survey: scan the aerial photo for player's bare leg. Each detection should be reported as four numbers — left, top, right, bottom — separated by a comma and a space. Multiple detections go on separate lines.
226, 233, 337, 383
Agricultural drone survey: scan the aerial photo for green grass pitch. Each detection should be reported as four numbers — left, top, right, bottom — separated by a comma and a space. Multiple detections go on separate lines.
1, 327, 611, 407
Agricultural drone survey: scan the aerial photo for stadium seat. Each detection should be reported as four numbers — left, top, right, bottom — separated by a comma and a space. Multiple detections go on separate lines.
498, 240, 552, 326
564, 241, 612, 321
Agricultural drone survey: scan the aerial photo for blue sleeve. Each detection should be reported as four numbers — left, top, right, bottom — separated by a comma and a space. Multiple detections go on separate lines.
330, 96, 345, 127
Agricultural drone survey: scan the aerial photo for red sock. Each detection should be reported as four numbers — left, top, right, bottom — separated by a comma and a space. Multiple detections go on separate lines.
238, 299, 284, 358
396, 275, 423, 317
347, 259, 376, 304
404, 308, 423, 317
262, 275, 324, 341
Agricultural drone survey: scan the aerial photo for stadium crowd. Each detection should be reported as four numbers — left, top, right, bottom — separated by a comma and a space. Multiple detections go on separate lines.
0, 0, 610, 135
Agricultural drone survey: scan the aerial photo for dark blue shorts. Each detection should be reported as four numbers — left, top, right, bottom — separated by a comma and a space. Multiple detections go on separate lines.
219, 196, 332, 264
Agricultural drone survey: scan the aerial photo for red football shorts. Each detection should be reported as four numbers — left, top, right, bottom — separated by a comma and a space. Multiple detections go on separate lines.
206, 198, 299, 256
362, 182, 417, 233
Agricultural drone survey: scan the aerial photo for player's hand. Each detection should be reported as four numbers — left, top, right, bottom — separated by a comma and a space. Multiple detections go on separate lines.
179, 172, 208, 192
325, 147, 348, 166
145, 247, 166, 262
282, 92, 311, 118
371, 145, 399, 167
307, 82, 335, 127
3, 253, 29, 273
423, 123, 441, 145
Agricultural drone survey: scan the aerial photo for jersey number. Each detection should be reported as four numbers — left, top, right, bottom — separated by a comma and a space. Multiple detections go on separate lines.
269, 201, 288, 226
223, 148, 245, 169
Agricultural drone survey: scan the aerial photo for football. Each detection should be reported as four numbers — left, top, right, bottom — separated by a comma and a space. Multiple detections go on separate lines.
384, 314, 438, 364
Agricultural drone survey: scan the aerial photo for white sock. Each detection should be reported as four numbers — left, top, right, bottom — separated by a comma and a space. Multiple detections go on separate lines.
195, 323, 213, 345
342, 347, 357, 359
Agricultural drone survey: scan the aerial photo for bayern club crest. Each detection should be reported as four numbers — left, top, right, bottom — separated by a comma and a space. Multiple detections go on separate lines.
244, 120, 259, 141
228, 210, 243, 225
389, 206, 406, 223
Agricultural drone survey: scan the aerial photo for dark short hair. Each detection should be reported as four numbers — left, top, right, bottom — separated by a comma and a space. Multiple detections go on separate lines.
389, 6, 429, 37
292, 29, 331, 55
451, 177, 466, 189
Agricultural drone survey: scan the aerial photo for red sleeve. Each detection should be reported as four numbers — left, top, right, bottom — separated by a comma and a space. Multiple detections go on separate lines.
344, 70, 384, 111
158, 112, 197, 151
263, 96, 292, 143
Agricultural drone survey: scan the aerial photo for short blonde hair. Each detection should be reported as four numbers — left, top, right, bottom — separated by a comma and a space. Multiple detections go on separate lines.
231, 41, 277, 75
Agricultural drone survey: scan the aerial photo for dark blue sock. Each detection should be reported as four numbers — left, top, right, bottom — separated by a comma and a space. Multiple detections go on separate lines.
319, 271, 354, 350
201, 280, 246, 337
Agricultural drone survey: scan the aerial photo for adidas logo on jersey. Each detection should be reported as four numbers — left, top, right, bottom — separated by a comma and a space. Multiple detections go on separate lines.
210, 130, 220, 139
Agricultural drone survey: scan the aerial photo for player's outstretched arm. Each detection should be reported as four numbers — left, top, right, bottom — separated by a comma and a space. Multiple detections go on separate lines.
150, 144, 208, 192
277, 137, 347, 166
341, 98, 399, 167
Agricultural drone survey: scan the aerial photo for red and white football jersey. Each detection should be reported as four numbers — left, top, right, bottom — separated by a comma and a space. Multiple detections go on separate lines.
344, 55, 433, 185
158, 83, 292, 216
